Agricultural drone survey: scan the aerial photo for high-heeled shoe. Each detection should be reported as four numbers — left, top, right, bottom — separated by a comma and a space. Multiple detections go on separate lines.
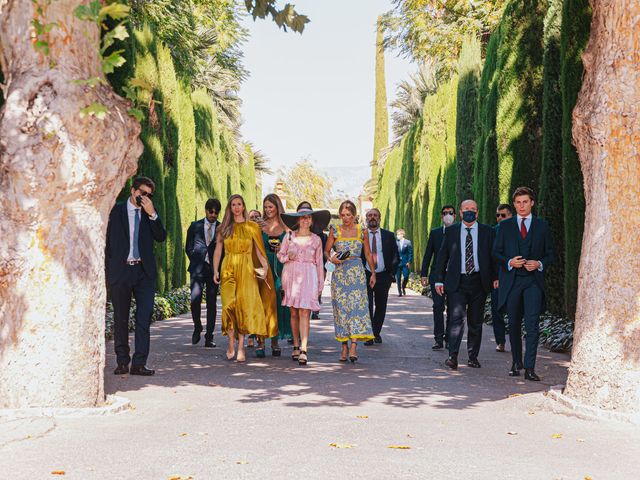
349, 343, 358, 363
226, 351, 236, 361
272, 346, 282, 357
298, 351, 308, 366
339, 342, 348, 362
236, 351, 246, 363
292, 347, 301, 361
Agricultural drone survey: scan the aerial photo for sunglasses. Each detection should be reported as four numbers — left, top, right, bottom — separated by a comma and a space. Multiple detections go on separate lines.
137, 190, 153, 199
496, 213, 508, 218
442, 211, 455, 216
207, 209, 218, 215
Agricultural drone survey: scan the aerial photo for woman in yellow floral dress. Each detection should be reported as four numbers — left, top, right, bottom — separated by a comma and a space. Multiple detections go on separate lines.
213, 195, 278, 362
324, 200, 376, 363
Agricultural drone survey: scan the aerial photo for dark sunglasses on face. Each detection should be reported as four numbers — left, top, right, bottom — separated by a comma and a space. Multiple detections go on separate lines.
496, 213, 508, 218
138, 190, 153, 199
207, 209, 218, 215
442, 211, 454, 216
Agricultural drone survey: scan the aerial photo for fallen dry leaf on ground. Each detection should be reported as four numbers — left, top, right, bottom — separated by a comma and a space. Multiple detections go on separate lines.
179, 433, 188, 437
577, 438, 585, 443
236, 461, 248, 465
208, 382, 219, 387
584, 477, 593, 480
329, 443, 355, 448
168, 476, 193, 480
507, 431, 518, 435
51, 472, 65, 476
356, 415, 368, 419
387, 445, 411, 449
551, 433, 563, 439
508, 393, 522, 398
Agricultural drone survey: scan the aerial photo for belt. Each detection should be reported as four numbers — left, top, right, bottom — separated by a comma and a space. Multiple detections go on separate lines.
126, 260, 142, 265
462, 271, 479, 277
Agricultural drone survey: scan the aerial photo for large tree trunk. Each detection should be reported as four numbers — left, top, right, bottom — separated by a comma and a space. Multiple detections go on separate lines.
0, 1, 142, 408
566, 0, 640, 413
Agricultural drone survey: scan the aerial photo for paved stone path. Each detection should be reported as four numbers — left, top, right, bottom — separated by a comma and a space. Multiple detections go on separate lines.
2, 287, 639, 479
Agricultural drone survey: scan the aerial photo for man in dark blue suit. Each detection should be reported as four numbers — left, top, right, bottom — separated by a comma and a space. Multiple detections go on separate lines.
493, 186, 555, 381
420, 205, 456, 350
492, 203, 513, 352
395, 229, 413, 296
433, 200, 496, 370
106, 176, 167, 376
186, 198, 221, 348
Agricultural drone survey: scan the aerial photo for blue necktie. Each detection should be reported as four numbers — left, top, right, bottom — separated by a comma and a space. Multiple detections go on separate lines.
132, 209, 141, 259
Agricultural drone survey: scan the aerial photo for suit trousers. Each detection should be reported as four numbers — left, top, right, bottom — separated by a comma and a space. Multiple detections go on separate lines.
491, 287, 506, 345
430, 283, 447, 343
505, 275, 542, 369
396, 266, 410, 294
366, 270, 392, 337
111, 264, 155, 366
446, 273, 486, 359
190, 265, 218, 340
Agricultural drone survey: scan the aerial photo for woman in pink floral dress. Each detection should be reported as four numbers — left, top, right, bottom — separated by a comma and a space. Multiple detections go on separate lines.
278, 208, 330, 365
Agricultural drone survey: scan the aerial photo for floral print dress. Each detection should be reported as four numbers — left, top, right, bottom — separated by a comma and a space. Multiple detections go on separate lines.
330, 224, 374, 342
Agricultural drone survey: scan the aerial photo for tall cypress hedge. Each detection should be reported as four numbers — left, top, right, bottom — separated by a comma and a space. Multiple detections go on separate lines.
455, 36, 482, 204
561, 0, 591, 317
538, 0, 565, 314
495, 0, 546, 202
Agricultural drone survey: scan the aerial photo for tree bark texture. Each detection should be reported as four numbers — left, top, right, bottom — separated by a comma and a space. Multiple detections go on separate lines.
0, 1, 142, 408
566, 0, 640, 413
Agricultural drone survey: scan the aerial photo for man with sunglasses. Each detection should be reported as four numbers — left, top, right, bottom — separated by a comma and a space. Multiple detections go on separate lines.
186, 198, 221, 347
492, 204, 513, 352
420, 205, 456, 350
106, 176, 167, 376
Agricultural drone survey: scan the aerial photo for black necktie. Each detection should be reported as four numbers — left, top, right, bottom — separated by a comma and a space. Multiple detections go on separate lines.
465, 228, 474, 274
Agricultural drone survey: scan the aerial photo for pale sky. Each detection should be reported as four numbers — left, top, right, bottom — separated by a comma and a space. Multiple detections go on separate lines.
239, 0, 414, 199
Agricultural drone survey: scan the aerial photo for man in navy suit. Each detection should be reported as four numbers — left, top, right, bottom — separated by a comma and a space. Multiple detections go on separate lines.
186, 198, 221, 348
492, 203, 513, 352
420, 205, 456, 350
493, 186, 555, 381
433, 200, 496, 370
106, 176, 167, 376
362, 208, 400, 345
395, 229, 413, 296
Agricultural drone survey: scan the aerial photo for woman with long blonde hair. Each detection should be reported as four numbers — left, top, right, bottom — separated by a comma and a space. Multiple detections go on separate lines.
212, 195, 278, 362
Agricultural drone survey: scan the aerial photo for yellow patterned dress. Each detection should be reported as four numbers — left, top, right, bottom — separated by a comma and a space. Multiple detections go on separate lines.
220, 221, 278, 337
330, 224, 374, 342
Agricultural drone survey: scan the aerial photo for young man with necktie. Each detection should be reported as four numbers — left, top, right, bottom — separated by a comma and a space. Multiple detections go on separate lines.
492, 203, 513, 352
106, 176, 167, 376
395, 229, 413, 296
493, 187, 555, 381
361, 208, 400, 346
186, 198, 221, 347
433, 200, 496, 370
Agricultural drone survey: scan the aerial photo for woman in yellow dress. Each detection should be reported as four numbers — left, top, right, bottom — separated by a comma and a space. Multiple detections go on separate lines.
213, 195, 278, 362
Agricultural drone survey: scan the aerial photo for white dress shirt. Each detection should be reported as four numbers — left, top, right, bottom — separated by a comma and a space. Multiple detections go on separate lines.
460, 221, 480, 273
126, 198, 158, 261
366, 229, 385, 273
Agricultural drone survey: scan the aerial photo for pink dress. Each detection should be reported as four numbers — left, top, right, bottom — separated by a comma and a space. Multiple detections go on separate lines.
277, 232, 324, 310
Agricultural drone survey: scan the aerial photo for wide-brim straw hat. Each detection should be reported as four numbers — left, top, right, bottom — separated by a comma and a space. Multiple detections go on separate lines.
281, 208, 331, 234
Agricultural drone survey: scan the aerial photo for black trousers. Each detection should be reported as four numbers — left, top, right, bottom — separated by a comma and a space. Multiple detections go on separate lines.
430, 283, 447, 343
491, 286, 506, 345
366, 270, 392, 337
190, 266, 218, 341
111, 265, 155, 366
446, 273, 486, 359
505, 275, 542, 369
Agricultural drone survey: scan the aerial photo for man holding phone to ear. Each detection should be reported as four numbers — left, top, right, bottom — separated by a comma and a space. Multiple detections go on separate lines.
106, 176, 167, 376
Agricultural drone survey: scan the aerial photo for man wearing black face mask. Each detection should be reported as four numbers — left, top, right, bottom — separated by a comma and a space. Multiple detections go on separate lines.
433, 200, 496, 370
420, 205, 456, 350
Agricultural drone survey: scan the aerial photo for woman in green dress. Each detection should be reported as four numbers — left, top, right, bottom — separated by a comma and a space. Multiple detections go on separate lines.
257, 193, 292, 357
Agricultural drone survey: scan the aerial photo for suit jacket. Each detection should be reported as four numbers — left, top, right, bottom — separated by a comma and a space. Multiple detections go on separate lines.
186, 218, 220, 276
361, 228, 400, 276
492, 216, 555, 311
105, 201, 167, 285
420, 227, 445, 283
433, 222, 496, 294
397, 239, 413, 267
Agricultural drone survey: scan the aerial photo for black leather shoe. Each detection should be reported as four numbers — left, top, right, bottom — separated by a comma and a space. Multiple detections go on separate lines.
311, 312, 320, 320
403, 289, 407, 296
114, 364, 129, 375
192, 327, 203, 345
204, 339, 216, 348
516, 361, 524, 370
496, 343, 505, 352
467, 358, 481, 368
432, 342, 443, 350
509, 363, 520, 376
364, 340, 374, 346
524, 369, 541, 381
130, 365, 155, 376
445, 356, 458, 370
374, 335, 382, 344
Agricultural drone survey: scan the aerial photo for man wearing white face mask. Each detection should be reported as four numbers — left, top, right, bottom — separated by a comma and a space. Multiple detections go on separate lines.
420, 205, 456, 350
